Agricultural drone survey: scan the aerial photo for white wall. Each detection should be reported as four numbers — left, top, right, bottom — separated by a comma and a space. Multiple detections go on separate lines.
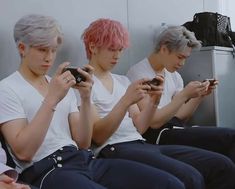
0, 0, 231, 78
221, 0, 235, 30
0, 0, 128, 78
127, 0, 203, 69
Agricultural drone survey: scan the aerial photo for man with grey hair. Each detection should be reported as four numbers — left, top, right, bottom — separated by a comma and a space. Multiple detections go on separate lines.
0, 14, 184, 189
127, 25, 235, 164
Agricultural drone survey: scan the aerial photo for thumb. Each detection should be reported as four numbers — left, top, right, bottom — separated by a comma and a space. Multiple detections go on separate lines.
0, 174, 14, 183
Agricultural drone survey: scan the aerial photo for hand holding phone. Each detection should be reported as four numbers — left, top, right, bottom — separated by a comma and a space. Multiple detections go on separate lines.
63, 67, 89, 83
202, 78, 217, 86
144, 78, 161, 86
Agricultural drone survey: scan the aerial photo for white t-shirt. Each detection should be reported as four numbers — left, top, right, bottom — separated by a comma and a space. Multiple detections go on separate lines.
0, 71, 78, 172
89, 74, 143, 155
127, 58, 184, 108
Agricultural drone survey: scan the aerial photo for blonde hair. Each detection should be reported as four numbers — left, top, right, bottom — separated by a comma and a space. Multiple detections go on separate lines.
154, 26, 201, 53
14, 14, 63, 47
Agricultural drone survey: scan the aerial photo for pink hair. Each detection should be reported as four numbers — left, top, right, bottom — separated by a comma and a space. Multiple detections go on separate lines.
82, 18, 130, 59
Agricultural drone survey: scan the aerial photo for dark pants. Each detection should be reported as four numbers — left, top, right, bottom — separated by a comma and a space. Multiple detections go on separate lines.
158, 126, 235, 163
99, 140, 235, 189
20, 146, 184, 189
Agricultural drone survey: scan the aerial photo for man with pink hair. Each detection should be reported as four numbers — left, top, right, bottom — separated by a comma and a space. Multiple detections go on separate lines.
80, 18, 235, 189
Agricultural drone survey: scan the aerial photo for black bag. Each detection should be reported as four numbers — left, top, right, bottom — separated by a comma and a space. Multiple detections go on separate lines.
183, 12, 235, 48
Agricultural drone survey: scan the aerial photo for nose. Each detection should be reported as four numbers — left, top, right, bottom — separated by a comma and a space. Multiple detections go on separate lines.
113, 50, 122, 59
44, 50, 53, 62
179, 59, 186, 66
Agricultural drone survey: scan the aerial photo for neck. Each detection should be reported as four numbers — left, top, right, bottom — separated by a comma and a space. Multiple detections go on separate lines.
148, 53, 165, 73
18, 64, 47, 86
89, 61, 110, 80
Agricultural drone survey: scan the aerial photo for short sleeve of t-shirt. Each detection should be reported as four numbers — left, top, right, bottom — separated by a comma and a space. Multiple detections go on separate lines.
171, 71, 184, 96
127, 58, 156, 82
0, 81, 26, 124
67, 89, 80, 113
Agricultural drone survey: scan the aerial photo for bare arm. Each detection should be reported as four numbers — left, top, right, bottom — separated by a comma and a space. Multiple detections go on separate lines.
1, 63, 76, 161
133, 75, 164, 134
175, 80, 215, 121
139, 81, 208, 129
175, 96, 203, 121
69, 66, 94, 149
92, 79, 150, 146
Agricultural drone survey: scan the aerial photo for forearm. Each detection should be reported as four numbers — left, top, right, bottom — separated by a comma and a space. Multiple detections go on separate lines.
75, 99, 93, 149
150, 93, 188, 128
134, 100, 157, 134
93, 96, 130, 145
175, 96, 203, 121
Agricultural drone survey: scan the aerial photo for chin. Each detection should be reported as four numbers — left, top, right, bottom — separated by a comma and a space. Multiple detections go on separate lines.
166, 68, 176, 73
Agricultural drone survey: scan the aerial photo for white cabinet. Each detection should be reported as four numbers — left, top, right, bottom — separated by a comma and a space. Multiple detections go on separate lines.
179, 46, 235, 128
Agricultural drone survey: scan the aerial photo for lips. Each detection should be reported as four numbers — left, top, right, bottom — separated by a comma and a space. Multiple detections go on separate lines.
42, 64, 51, 68
111, 61, 117, 65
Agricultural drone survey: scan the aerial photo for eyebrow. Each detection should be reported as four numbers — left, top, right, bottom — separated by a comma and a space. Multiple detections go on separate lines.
178, 53, 190, 58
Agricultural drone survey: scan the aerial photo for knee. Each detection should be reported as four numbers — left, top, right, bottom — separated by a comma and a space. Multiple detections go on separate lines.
220, 157, 235, 179
181, 169, 205, 189
166, 176, 185, 189
149, 173, 185, 189
212, 155, 235, 174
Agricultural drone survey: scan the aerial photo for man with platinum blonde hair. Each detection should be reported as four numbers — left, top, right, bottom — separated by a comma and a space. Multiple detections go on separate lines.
0, 14, 173, 189
14, 14, 63, 50
127, 25, 235, 167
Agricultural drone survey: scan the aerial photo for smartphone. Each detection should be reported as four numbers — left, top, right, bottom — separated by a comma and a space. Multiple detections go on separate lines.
63, 67, 88, 83
203, 79, 216, 86
145, 78, 161, 86
143, 78, 161, 91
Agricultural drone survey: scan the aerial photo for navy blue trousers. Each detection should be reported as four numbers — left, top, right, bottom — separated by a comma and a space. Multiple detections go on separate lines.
20, 146, 184, 189
98, 140, 235, 189
158, 126, 235, 163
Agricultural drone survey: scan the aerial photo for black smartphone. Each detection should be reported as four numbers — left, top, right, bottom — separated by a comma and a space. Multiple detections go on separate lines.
203, 79, 216, 86
145, 78, 161, 86
63, 67, 88, 83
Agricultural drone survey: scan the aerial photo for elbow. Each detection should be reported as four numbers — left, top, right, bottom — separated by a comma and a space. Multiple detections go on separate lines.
78, 142, 91, 150
150, 121, 165, 129
92, 129, 107, 146
175, 114, 189, 122
75, 138, 92, 150
14, 151, 33, 162
136, 126, 147, 135
92, 136, 106, 147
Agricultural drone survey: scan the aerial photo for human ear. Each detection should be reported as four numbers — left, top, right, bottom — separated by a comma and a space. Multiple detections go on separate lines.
160, 45, 170, 54
18, 42, 27, 57
89, 42, 98, 55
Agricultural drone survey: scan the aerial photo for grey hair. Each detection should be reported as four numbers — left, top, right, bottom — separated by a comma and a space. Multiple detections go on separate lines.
154, 26, 201, 53
14, 14, 63, 47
